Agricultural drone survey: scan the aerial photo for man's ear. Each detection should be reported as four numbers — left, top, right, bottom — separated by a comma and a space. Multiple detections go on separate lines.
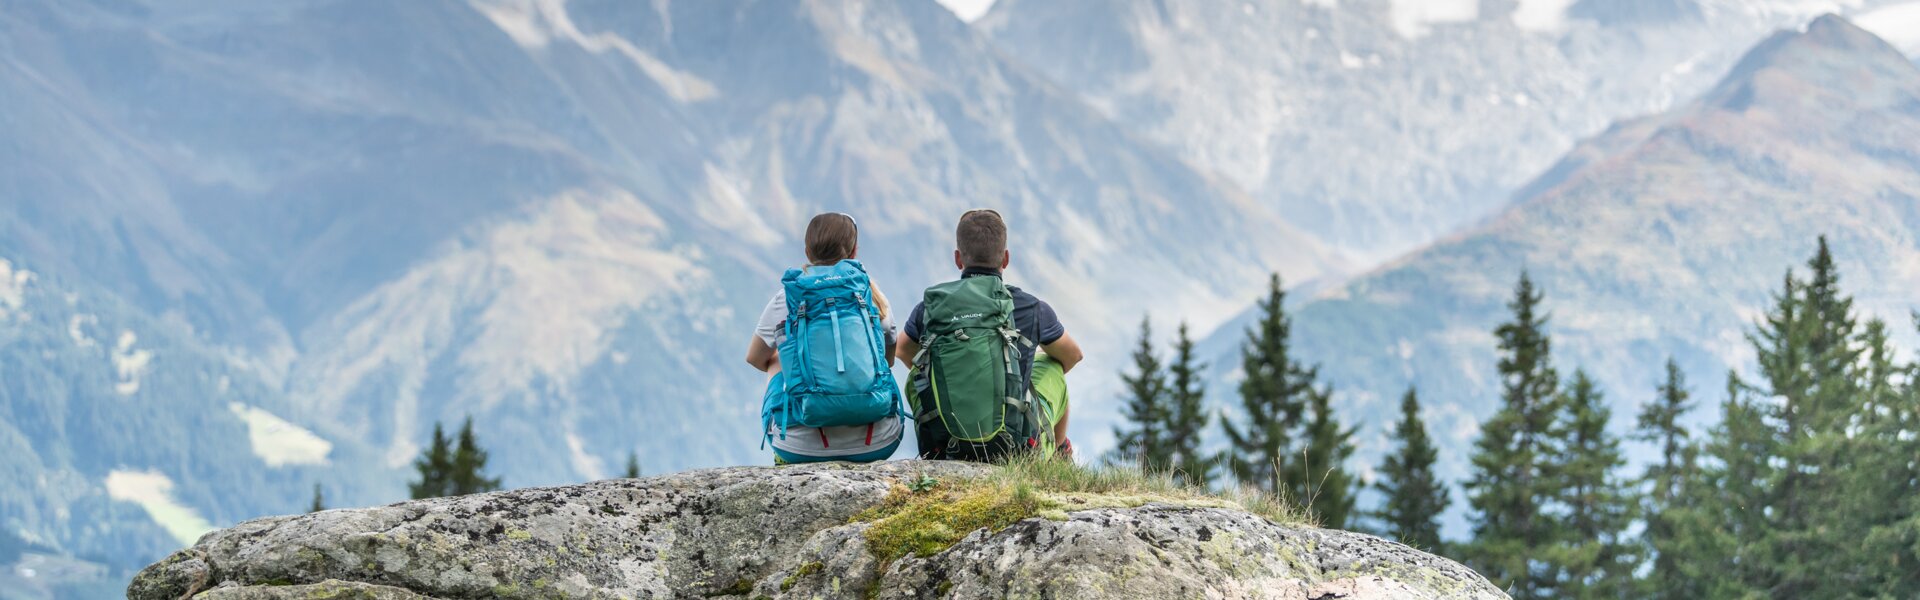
849, 243, 859, 260
1000, 250, 1010, 270
954, 250, 964, 270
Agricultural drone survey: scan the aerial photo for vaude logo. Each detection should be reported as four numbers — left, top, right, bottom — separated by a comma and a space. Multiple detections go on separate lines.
950, 313, 986, 321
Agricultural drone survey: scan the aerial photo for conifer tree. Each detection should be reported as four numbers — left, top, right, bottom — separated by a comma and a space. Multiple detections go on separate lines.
1751, 239, 1864, 596
409, 422, 455, 499
1462, 271, 1561, 599
624, 451, 643, 479
1373, 387, 1448, 551
1545, 371, 1635, 598
1857, 317, 1920, 596
1633, 359, 1694, 598
1670, 239, 1889, 596
1223, 274, 1316, 496
1291, 385, 1356, 528
1667, 374, 1769, 598
309, 483, 325, 513
1113, 316, 1172, 469
449, 417, 502, 496
1164, 322, 1216, 488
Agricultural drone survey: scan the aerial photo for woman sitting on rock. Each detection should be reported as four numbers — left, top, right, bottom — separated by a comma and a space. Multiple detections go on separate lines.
744, 212, 906, 464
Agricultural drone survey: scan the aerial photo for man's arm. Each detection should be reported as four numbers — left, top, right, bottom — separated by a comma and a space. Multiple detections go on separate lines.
1041, 332, 1083, 374
895, 332, 921, 366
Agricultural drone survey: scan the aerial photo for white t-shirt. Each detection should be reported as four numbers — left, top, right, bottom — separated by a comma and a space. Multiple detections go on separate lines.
758, 287, 903, 457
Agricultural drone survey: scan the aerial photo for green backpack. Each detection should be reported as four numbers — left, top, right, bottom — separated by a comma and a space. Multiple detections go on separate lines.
910, 276, 1048, 461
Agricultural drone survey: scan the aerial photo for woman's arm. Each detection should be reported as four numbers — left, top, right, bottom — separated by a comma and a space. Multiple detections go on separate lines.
746, 336, 778, 373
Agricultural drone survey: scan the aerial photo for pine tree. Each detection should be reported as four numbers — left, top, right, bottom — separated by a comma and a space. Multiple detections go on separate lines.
409, 422, 455, 499
1857, 317, 1920, 596
449, 417, 502, 496
624, 451, 643, 479
1667, 374, 1769, 598
1291, 385, 1356, 528
1545, 371, 1635, 598
1113, 316, 1172, 470
1667, 239, 1900, 597
1164, 322, 1216, 488
309, 483, 325, 513
1752, 239, 1864, 597
1462, 271, 1561, 599
1373, 387, 1448, 551
1633, 359, 1694, 598
1835, 319, 1912, 596
1223, 274, 1316, 496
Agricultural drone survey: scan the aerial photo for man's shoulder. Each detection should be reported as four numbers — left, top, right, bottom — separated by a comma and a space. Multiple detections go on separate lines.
1005, 284, 1049, 310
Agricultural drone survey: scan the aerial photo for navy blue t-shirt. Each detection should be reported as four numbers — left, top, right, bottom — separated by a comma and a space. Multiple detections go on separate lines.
903, 267, 1065, 384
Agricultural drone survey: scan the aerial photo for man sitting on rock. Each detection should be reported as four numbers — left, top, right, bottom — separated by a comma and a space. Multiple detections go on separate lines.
896, 209, 1083, 461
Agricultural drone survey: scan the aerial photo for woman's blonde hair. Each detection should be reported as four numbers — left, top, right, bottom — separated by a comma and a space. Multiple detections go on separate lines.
803, 212, 889, 321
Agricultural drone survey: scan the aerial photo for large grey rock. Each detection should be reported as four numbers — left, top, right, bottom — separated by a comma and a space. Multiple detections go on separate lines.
129, 463, 1506, 599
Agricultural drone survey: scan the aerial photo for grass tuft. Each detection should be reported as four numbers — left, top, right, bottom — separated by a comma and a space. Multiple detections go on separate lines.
853, 456, 1311, 567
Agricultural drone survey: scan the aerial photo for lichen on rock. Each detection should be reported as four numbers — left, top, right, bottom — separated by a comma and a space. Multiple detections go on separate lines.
128, 461, 1507, 599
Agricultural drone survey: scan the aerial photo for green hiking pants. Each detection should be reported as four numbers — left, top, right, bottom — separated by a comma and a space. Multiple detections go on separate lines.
1032, 353, 1070, 456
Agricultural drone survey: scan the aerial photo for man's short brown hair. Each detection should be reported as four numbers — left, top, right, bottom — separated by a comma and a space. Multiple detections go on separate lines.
956, 209, 1007, 268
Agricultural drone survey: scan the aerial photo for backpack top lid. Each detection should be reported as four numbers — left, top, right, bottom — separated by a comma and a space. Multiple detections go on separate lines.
783, 260, 871, 309
921, 275, 1014, 335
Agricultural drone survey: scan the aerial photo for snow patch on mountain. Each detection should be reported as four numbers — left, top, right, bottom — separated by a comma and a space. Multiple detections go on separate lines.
227, 403, 333, 467
112, 330, 153, 396
67, 314, 98, 348
1513, 0, 1580, 33
469, 0, 717, 102
565, 431, 606, 481
1389, 0, 1478, 39
105, 470, 215, 547
700, 163, 783, 247
936, 0, 999, 22
0, 258, 31, 321
1701, 0, 1867, 22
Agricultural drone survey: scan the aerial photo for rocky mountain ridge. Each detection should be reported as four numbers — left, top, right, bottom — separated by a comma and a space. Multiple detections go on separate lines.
127, 462, 1507, 599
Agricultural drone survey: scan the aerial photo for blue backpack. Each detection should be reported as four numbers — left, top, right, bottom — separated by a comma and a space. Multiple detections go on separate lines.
763, 260, 902, 440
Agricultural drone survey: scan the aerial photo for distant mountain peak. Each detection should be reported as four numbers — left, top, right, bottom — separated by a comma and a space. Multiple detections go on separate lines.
1704, 14, 1920, 113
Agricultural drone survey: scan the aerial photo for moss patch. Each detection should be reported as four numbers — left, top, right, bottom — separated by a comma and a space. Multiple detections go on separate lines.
780, 561, 824, 591
856, 481, 1044, 565
853, 457, 1312, 567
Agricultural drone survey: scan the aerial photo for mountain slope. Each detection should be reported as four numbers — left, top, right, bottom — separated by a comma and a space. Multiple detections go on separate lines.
978, 0, 1912, 262
1203, 14, 1920, 534
0, 0, 1344, 578
0, 257, 387, 578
